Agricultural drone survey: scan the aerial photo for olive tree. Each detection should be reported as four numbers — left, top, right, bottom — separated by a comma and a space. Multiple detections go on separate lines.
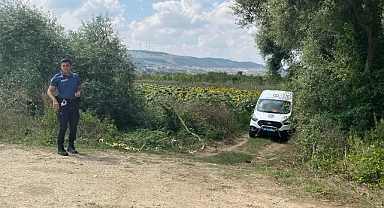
0, 0, 67, 114
67, 14, 140, 129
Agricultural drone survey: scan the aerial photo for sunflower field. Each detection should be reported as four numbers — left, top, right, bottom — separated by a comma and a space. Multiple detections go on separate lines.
97, 83, 259, 154
95, 81, 262, 154
136, 83, 261, 112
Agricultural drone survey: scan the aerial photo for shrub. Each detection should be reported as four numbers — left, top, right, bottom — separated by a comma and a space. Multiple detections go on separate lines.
0, 106, 38, 143
41, 108, 118, 147
296, 113, 348, 165
171, 101, 243, 141
343, 119, 384, 186
296, 114, 384, 186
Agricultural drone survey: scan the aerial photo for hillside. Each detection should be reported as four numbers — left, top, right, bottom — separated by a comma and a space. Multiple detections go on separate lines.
128, 50, 266, 75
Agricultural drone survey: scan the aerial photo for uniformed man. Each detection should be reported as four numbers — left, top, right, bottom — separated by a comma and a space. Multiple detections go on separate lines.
47, 58, 82, 156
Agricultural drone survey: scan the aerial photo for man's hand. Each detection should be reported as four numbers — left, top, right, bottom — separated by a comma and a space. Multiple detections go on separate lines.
53, 101, 59, 110
75, 91, 81, 97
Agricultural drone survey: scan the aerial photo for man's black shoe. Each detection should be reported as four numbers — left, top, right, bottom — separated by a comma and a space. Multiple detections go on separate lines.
58, 149, 69, 156
67, 146, 78, 154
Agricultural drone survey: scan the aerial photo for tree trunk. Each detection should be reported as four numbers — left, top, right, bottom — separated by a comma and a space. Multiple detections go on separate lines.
365, 29, 375, 73
351, 0, 379, 73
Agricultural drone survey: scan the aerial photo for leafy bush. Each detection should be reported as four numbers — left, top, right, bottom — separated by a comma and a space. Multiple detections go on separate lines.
67, 14, 138, 130
295, 113, 348, 165
170, 101, 244, 141
0, 106, 37, 143
345, 140, 384, 186
296, 114, 384, 186
343, 119, 384, 186
41, 108, 118, 147
0, 1, 67, 112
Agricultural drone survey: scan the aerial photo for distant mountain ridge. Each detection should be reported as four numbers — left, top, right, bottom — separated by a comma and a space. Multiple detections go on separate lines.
128, 50, 265, 75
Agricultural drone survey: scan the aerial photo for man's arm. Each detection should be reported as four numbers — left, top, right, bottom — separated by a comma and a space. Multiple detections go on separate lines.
47, 86, 59, 110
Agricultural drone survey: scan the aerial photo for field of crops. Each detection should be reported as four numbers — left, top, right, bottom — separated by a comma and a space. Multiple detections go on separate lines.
97, 82, 262, 154
136, 83, 261, 112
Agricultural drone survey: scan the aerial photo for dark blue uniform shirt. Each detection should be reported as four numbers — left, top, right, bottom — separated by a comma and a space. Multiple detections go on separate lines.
50, 72, 81, 99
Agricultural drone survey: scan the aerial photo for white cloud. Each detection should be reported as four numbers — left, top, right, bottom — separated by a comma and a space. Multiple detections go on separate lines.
23, 0, 263, 63
25, 0, 126, 30
125, 0, 262, 63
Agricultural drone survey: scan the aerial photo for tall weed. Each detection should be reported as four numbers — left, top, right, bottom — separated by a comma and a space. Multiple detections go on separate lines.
343, 119, 384, 186
296, 113, 348, 165
0, 107, 38, 143
296, 114, 384, 186
3, 108, 120, 148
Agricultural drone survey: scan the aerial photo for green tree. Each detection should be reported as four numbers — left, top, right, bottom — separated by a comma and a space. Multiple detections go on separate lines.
231, 0, 384, 74
231, 0, 384, 169
351, 0, 383, 73
0, 0, 67, 113
230, 0, 295, 76
67, 14, 139, 129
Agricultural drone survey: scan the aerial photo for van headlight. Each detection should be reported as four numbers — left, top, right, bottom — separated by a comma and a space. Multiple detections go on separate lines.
282, 119, 290, 125
251, 115, 258, 122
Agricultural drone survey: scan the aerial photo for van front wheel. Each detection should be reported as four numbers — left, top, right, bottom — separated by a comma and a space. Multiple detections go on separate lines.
249, 131, 256, 138
279, 131, 290, 142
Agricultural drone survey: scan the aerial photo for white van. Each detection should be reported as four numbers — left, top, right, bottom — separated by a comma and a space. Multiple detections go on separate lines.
249, 90, 293, 140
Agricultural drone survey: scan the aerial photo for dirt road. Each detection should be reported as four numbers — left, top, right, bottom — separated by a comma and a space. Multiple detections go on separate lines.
0, 142, 343, 208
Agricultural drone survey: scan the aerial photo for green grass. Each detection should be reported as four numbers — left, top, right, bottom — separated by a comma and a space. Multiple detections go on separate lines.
237, 136, 274, 155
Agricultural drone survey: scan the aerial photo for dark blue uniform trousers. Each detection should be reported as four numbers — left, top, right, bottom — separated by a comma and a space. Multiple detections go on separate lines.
56, 99, 79, 149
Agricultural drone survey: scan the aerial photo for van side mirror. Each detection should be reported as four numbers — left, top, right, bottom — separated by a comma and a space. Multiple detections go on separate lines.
249, 104, 255, 112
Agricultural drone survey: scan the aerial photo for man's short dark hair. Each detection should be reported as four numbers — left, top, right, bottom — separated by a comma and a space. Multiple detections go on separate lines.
60, 58, 72, 65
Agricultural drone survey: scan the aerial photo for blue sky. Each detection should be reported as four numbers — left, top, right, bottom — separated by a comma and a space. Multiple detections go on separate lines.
26, 0, 263, 64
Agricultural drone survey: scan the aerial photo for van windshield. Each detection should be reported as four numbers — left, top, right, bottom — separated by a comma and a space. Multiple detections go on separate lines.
256, 99, 291, 114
